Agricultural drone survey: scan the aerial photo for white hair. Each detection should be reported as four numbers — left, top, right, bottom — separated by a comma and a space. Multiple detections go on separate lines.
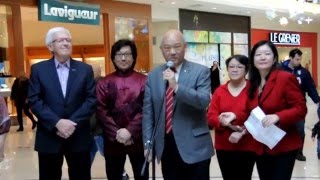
45, 27, 72, 46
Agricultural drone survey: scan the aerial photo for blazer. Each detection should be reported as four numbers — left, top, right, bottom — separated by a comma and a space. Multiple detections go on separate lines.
28, 58, 96, 153
254, 69, 307, 155
142, 60, 214, 164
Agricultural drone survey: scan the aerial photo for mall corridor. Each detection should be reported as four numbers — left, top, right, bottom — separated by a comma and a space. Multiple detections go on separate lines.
0, 97, 320, 180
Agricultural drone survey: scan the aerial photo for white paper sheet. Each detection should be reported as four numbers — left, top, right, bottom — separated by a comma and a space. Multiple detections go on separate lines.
244, 106, 286, 149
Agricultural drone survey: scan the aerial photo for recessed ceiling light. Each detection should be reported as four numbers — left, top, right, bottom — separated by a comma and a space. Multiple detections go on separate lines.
211, 7, 217, 9
247, 11, 251, 14
171, 1, 176, 4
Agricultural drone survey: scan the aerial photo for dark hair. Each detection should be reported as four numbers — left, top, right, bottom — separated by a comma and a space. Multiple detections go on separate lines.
110, 39, 138, 70
248, 40, 279, 99
289, 48, 302, 58
225, 54, 249, 72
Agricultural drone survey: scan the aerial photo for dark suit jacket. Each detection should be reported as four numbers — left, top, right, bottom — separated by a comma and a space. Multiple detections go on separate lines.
253, 69, 307, 155
28, 58, 96, 153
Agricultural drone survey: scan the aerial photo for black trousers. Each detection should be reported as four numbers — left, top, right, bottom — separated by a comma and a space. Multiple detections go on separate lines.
104, 150, 148, 180
38, 151, 91, 180
216, 150, 257, 180
16, 103, 36, 129
161, 133, 211, 180
256, 150, 297, 180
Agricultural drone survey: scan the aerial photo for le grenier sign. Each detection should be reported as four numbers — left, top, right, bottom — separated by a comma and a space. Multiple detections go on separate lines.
270, 32, 300, 45
38, 0, 100, 25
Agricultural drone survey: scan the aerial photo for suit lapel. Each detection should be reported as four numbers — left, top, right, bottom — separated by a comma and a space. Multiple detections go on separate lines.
173, 61, 189, 108
65, 59, 78, 99
48, 59, 65, 100
259, 70, 278, 104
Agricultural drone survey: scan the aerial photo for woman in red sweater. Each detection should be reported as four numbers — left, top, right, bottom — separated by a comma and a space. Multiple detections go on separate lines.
207, 55, 261, 180
248, 40, 307, 180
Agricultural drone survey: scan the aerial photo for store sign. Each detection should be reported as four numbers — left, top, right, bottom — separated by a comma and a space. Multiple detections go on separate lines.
270, 32, 300, 45
38, 0, 100, 25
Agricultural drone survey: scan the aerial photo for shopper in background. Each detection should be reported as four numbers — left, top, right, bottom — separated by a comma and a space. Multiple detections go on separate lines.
248, 40, 307, 180
207, 55, 259, 180
142, 29, 214, 180
96, 39, 148, 180
28, 27, 96, 180
281, 48, 320, 161
210, 61, 221, 94
0, 96, 11, 162
11, 72, 37, 131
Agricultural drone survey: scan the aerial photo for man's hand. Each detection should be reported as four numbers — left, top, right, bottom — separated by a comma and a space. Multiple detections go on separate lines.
116, 128, 132, 144
124, 138, 134, 146
219, 112, 236, 126
144, 149, 152, 162
163, 68, 177, 89
55, 119, 77, 139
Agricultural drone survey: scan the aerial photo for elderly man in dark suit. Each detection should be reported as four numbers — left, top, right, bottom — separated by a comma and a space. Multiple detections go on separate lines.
28, 27, 95, 180
142, 29, 214, 180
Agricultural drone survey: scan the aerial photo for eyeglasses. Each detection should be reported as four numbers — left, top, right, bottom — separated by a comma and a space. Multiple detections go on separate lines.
162, 44, 183, 52
115, 53, 132, 59
228, 65, 245, 70
52, 38, 72, 44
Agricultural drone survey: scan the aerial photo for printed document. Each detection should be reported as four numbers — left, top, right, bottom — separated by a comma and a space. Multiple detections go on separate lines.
244, 106, 286, 149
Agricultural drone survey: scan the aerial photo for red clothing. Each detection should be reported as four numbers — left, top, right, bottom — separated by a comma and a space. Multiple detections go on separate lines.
96, 70, 147, 154
252, 70, 307, 155
207, 81, 262, 154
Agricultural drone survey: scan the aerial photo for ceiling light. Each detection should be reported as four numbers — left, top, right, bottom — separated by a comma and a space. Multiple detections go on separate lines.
211, 7, 217, 9
171, 1, 176, 4
279, 17, 288, 26
305, 17, 313, 24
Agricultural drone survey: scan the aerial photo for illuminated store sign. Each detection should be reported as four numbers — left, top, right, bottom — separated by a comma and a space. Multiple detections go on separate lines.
270, 32, 300, 45
38, 0, 100, 25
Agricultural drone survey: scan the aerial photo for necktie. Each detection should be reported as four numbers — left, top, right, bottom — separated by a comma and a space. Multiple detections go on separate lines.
165, 86, 174, 134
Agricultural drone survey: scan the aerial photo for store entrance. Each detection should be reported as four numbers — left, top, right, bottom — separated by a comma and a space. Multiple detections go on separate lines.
278, 47, 312, 72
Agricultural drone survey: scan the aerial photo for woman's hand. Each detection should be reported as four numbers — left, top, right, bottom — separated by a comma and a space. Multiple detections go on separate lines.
261, 114, 279, 127
219, 112, 236, 126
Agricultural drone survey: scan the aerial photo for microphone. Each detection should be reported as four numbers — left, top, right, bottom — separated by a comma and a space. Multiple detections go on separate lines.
166, 60, 174, 70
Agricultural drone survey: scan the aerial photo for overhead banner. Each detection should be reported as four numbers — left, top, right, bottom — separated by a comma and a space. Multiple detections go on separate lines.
38, 0, 100, 25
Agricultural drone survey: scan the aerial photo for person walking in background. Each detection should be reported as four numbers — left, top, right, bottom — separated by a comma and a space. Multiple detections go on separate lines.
11, 72, 37, 131
207, 55, 259, 180
28, 27, 96, 180
96, 39, 148, 180
0, 96, 11, 162
281, 48, 319, 161
311, 121, 320, 160
142, 29, 214, 180
248, 40, 307, 180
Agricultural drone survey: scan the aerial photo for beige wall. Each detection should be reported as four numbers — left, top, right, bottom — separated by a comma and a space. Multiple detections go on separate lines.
21, 7, 104, 47
151, 21, 178, 67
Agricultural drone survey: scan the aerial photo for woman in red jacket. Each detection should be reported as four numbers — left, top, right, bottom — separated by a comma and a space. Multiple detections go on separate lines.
248, 40, 307, 180
207, 55, 261, 180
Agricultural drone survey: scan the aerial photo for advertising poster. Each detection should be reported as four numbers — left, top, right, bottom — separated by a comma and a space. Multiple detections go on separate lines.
185, 43, 206, 65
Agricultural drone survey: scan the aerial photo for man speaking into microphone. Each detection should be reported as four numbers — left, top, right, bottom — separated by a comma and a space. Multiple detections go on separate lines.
142, 29, 214, 180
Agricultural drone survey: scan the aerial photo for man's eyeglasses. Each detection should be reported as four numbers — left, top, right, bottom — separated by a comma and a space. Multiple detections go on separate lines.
115, 53, 132, 59
52, 38, 72, 44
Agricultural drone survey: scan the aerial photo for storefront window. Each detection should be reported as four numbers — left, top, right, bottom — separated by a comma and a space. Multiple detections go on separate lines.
0, 5, 11, 84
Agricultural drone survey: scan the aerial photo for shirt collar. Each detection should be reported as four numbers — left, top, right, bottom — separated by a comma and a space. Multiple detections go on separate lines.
54, 58, 70, 69
175, 62, 183, 74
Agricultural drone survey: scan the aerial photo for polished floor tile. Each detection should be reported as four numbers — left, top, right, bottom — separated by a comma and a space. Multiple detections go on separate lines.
1, 98, 320, 179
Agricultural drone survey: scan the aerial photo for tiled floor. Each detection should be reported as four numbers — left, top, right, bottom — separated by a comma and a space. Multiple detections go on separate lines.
1, 98, 320, 179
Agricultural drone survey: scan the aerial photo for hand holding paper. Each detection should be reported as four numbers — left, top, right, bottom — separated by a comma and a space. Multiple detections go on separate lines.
244, 106, 286, 149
